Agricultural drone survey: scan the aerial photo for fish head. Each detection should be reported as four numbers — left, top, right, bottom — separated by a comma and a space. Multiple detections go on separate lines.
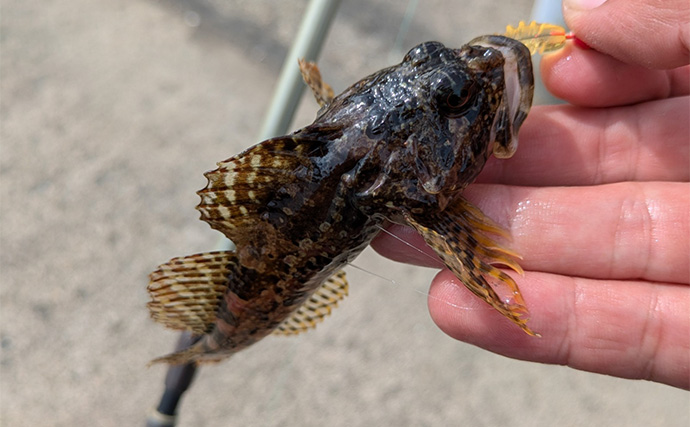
397, 37, 534, 197
314, 37, 534, 214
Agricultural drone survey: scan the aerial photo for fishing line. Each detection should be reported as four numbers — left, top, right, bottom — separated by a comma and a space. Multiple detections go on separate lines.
347, 262, 470, 312
357, 225, 477, 311
374, 224, 445, 268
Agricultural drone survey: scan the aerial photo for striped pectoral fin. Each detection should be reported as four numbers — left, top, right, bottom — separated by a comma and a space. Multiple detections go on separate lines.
273, 270, 349, 336
404, 198, 538, 336
147, 251, 236, 335
196, 135, 327, 248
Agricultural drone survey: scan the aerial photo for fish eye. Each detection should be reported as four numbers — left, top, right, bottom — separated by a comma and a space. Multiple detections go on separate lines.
436, 77, 477, 118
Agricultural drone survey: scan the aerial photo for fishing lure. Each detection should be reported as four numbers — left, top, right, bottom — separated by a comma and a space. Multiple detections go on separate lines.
503, 21, 586, 55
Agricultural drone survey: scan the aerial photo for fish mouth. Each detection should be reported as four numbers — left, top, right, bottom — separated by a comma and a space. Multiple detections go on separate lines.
468, 35, 534, 158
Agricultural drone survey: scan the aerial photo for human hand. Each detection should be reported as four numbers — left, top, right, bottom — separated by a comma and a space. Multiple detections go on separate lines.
371, 0, 690, 389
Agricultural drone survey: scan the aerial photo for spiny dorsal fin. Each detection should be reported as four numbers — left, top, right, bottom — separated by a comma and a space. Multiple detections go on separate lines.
273, 270, 348, 336
196, 136, 324, 246
298, 59, 335, 107
147, 251, 236, 335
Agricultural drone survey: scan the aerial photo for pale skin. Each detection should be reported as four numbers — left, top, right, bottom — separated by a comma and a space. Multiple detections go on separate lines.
372, 0, 690, 389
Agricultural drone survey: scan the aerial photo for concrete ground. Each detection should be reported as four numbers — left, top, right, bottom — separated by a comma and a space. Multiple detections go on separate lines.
1, 0, 687, 426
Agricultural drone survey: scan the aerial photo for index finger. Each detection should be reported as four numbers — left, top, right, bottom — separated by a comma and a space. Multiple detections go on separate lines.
476, 99, 690, 186
540, 47, 689, 107
563, 0, 690, 69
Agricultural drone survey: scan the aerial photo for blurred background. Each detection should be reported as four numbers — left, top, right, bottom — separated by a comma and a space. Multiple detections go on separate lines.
1, 0, 687, 426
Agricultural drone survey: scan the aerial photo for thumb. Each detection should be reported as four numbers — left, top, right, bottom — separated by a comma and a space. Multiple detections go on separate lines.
563, 0, 690, 69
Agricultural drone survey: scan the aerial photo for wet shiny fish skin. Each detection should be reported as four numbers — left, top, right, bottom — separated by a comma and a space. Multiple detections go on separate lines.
147, 35, 535, 365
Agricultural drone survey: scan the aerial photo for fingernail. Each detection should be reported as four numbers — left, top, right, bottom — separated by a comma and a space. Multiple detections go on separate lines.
564, 0, 606, 10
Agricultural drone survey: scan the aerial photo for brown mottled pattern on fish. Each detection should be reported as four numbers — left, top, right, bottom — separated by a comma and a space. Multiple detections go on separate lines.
147, 35, 535, 365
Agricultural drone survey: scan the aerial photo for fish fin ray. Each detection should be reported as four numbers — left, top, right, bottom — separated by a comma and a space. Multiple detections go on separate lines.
147, 251, 235, 335
404, 198, 537, 336
273, 270, 349, 336
299, 59, 335, 107
196, 136, 326, 245
148, 344, 205, 366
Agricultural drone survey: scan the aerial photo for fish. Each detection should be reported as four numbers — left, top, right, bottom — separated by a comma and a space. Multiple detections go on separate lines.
147, 34, 535, 365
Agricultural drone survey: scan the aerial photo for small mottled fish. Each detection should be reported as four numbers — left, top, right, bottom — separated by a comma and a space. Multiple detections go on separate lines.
148, 35, 535, 365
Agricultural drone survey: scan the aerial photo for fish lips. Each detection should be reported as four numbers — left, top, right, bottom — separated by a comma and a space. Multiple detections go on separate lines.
468, 35, 534, 159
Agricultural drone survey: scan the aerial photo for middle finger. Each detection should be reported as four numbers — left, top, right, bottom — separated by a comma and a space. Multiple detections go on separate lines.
372, 182, 690, 285
476, 99, 690, 186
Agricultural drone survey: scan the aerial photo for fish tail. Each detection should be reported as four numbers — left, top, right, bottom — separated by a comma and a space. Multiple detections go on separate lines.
148, 342, 206, 366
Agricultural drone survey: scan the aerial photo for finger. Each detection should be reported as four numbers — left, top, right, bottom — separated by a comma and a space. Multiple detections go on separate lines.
476, 100, 690, 186
428, 269, 690, 390
371, 223, 439, 268
540, 46, 689, 107
464, 183, 690, 285
563, 0, 690, 69
371, 223, 441, 268
372, 182, 690, 285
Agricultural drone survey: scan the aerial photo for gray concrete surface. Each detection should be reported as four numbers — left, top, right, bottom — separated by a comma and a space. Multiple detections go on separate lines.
1, 1, 688, 426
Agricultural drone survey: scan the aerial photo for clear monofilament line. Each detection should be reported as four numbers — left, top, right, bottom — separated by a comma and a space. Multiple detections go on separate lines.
374, 224, 446, 269
347, 263, 472, 312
